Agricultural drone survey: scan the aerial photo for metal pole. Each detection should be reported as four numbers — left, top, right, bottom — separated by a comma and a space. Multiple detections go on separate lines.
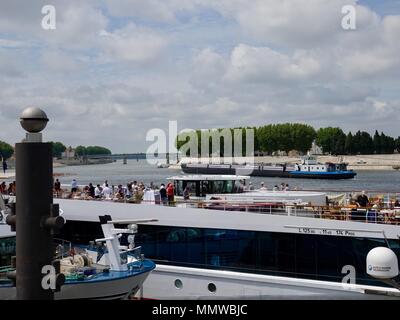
15, 142, 53, 299
7, 107, 65, 300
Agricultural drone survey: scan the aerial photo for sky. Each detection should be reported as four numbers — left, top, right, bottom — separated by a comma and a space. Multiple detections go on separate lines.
0, 0, 399, 153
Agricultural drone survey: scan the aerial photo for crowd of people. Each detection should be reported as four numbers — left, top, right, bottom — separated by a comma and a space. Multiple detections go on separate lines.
253, 182, 293, 192
0, 181, 16, 195
54, 179, 177, 205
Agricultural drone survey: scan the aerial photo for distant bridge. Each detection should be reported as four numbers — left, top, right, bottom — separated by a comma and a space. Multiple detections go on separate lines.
82, 153, 180, 161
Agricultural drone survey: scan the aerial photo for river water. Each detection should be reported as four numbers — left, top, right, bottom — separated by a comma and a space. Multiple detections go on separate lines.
53, 160, 400, 194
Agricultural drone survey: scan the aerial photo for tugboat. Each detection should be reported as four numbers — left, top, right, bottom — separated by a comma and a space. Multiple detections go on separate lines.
287, 155, 357, 179
181, 155, 356, 180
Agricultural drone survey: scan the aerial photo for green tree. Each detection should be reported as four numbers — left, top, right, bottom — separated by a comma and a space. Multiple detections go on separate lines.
50, 141, 67, 158
379, 132, 395, 154
85, 146, 112, 155
257, 124, 278, 154
352, 131, 374, 154
344, 132, 354, 155
0, 141, 14, 160
396, 137, 400, 153
373, 130, 381, 154
316, 127, 346, 155
75, 145, 87, 156
291, 123, 316, 154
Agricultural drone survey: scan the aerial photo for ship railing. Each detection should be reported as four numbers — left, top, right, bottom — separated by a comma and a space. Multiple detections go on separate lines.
172, 199, 400, 225
53, 190, 400, 225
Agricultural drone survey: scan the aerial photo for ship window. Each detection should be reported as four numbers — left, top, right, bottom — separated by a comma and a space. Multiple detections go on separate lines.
223, 180, 234, 193
174, 279, 183, 289
201, 181, 209, 196
183, 181, 198, 197
68, 223, 400, 288
175, 180, 184, 196
208, 283, 217, 293
210, 181, 224, 194
0, 237, 16, 267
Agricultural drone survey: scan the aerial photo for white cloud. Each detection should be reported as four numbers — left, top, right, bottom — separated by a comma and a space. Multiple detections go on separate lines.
0, 0, 399, 152
224, 44, 321, 84
103, 0, 201, 22
98, 23, 168, 63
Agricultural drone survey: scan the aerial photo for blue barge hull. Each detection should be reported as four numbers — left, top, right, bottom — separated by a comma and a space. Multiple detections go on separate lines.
181, 164, 357, 180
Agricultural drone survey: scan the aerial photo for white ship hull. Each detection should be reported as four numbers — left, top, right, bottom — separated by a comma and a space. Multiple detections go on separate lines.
0, 271, 150, 300
3, 199, 400, 300
138, 265, 400, 300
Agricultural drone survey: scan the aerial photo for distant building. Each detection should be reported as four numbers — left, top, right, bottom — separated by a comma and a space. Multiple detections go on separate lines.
288, 150, 300, 157
309, 141, 323, 155
62, 146, 75, 159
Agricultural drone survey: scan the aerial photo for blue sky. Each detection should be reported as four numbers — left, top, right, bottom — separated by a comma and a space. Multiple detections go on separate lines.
0, 0, 399, 153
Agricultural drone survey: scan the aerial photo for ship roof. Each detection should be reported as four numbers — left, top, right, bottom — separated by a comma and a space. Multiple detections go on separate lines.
167, 174, 250, 181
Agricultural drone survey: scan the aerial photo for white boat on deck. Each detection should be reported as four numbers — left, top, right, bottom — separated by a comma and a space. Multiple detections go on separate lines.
169, 175, 327, 206
0, 196, 156, 300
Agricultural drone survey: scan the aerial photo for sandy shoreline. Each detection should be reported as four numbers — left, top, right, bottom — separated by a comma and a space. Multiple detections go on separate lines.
177, 154, 400, 171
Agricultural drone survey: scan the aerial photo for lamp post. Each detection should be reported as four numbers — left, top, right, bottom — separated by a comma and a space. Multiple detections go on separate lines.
7, 107, 64, 299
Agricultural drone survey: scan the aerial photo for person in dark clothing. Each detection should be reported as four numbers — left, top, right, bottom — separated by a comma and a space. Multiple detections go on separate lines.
159, 184, 167, 205
356, 191, 369, 207
88, 183, 95, 198
2, 160, 7, 174
54, 179, 61, 197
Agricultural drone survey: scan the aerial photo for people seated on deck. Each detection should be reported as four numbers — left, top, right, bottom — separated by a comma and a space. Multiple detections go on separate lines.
356, 191, 369, 208
366, 204, 379, 223
259, 182, 268, 191
116, 184, 124, 199
102, 184, 112, 199
7, 181, 16, 196
88, 183, 95, 199
0, 181, 7, 194
125, 183, 133, 199
273, 185, 279, 191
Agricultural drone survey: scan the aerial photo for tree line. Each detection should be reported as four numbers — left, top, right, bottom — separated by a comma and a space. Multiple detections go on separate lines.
176, 124, 400, 156
52, 142, 112, 158
0, 141, 112, 160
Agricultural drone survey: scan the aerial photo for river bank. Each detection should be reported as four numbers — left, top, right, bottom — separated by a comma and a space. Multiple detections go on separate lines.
176, 154, 400, 171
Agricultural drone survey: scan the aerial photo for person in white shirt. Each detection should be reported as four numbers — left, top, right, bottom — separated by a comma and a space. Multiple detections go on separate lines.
102, 180, 108, 189
102, 184, 112, 199
71, 179, 78, 193
94, 184, 102, 198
